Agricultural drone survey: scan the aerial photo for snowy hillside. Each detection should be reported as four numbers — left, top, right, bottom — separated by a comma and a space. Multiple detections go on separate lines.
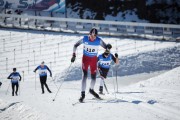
0, 28, 180, 120
0, 66, 180, 120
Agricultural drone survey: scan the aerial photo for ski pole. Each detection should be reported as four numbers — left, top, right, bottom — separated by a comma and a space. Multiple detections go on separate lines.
52, 63, 72, 101
102, 78, 109, 94
116, 65, 119, 93
100, 76, 109, 94
6, 82, 10, 95
51, 77, 58, 90
115, 39, 119, 93
35, 72, 36, 90
113, 74, 117, 99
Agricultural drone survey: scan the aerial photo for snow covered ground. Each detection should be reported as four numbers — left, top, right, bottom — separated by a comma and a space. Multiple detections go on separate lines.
0, 28, 180, 120
0, 67, 180, 120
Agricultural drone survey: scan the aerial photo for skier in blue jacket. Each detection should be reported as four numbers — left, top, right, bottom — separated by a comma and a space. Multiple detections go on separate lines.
7, 68, 21, 96
98, 49, 119, 94
34, 61, 52, 94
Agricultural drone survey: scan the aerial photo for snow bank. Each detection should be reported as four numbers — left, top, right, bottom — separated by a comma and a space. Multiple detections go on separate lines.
134, 66, 180, 90
0, 99, 45, 120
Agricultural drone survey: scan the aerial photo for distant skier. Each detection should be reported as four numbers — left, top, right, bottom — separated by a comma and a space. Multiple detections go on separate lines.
97, 49, 119, 94
34, 61, 52, 94
71, 28, 112, 102
7, 68, 21, 96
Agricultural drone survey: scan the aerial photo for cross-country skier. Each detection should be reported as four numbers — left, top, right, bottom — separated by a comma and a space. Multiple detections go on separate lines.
7, 68, 21, 96
34, 61, 52, 94
97, 49, 119, 94
71, 28, 112, 102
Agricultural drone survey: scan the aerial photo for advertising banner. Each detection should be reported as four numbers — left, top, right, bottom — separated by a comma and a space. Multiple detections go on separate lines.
0, 0, 65, 13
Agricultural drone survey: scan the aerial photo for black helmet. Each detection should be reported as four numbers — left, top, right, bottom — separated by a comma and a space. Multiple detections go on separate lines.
13, 68, 16, 71
90, 28, 98, 35
106, 43, 112, 50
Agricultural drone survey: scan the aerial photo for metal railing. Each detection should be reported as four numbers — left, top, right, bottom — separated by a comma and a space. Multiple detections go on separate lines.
0, 13, 180, 39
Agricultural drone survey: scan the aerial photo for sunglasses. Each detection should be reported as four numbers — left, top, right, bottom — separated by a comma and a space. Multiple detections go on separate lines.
104, 52, 110, 56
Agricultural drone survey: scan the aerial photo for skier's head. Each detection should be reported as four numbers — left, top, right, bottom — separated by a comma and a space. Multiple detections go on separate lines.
106, 43, 112, 50
89, 28, 98, 41
103, 49, 110, 57
90, 28, 98, 36
13, 68, 16, 72
41, 61, 45, 67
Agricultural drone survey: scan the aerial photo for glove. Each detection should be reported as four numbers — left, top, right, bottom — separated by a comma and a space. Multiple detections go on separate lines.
71, 53, 76, 63
50, 74, 52, 77
19, 79, 21, 81
33, 70, 36, 73
106, 44, 112, 50
115, 53, 118, 58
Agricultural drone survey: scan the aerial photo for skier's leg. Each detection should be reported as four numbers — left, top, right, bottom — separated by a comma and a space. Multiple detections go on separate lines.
79, 56, 89, 102
44, 76, 51, 93
99, 68, 109, 94
15, 83, 19, 96
90, 73, 96, 90
90, 57, 97, 90
99, 78, 104, 94
40, 77, 44, 93
81, 70, 88, 91
11, 83, 15, 96
81, 55, 89, 92
89, 58, 100, 99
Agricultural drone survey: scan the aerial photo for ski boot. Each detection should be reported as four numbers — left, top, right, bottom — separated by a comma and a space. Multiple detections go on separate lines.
89, 89, 101, 99
79, 91, 85, 103
99, 86, 104, 94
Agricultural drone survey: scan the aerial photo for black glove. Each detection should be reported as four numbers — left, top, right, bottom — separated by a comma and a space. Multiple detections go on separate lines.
71, 53, 76, 63
19, 79, 21, 81
115, 53, 118, 58
106, 44, 112, 50
33, 70, 36, 73
50, 74, 52, 77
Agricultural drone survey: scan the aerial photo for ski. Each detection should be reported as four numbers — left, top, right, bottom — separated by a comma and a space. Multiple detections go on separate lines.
72, 101, 85, 106
72, 97, 104, 106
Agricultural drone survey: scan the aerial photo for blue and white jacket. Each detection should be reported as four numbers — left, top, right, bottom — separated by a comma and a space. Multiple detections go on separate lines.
7, 72, 21, 83
34, 65, 52, 77
98, 53, 116, 69
73, 36, 106, 57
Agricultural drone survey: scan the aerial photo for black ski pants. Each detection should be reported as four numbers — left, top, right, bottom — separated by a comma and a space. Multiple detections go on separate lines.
40, 76, 51, 93
12, 82, 19, 95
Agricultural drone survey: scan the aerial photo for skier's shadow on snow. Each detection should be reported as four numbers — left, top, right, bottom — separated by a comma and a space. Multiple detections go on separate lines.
114, 92, 144, 104
0, 102, 21, 112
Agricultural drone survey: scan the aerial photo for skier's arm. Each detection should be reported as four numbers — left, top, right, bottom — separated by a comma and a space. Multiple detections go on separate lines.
71, 39, 83, 63
47, 66, 52, 77
33, 66, 39, 72
73, 39, 83, 53
100, 39, 107, 49
7, 73, 12, 79
19, 73, 22, 81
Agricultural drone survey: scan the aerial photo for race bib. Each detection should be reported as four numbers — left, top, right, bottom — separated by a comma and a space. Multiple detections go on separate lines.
39, 69, 47, 75
84, 44, 99, 54
12, 76, 19, 80
99, 60, 111, 68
